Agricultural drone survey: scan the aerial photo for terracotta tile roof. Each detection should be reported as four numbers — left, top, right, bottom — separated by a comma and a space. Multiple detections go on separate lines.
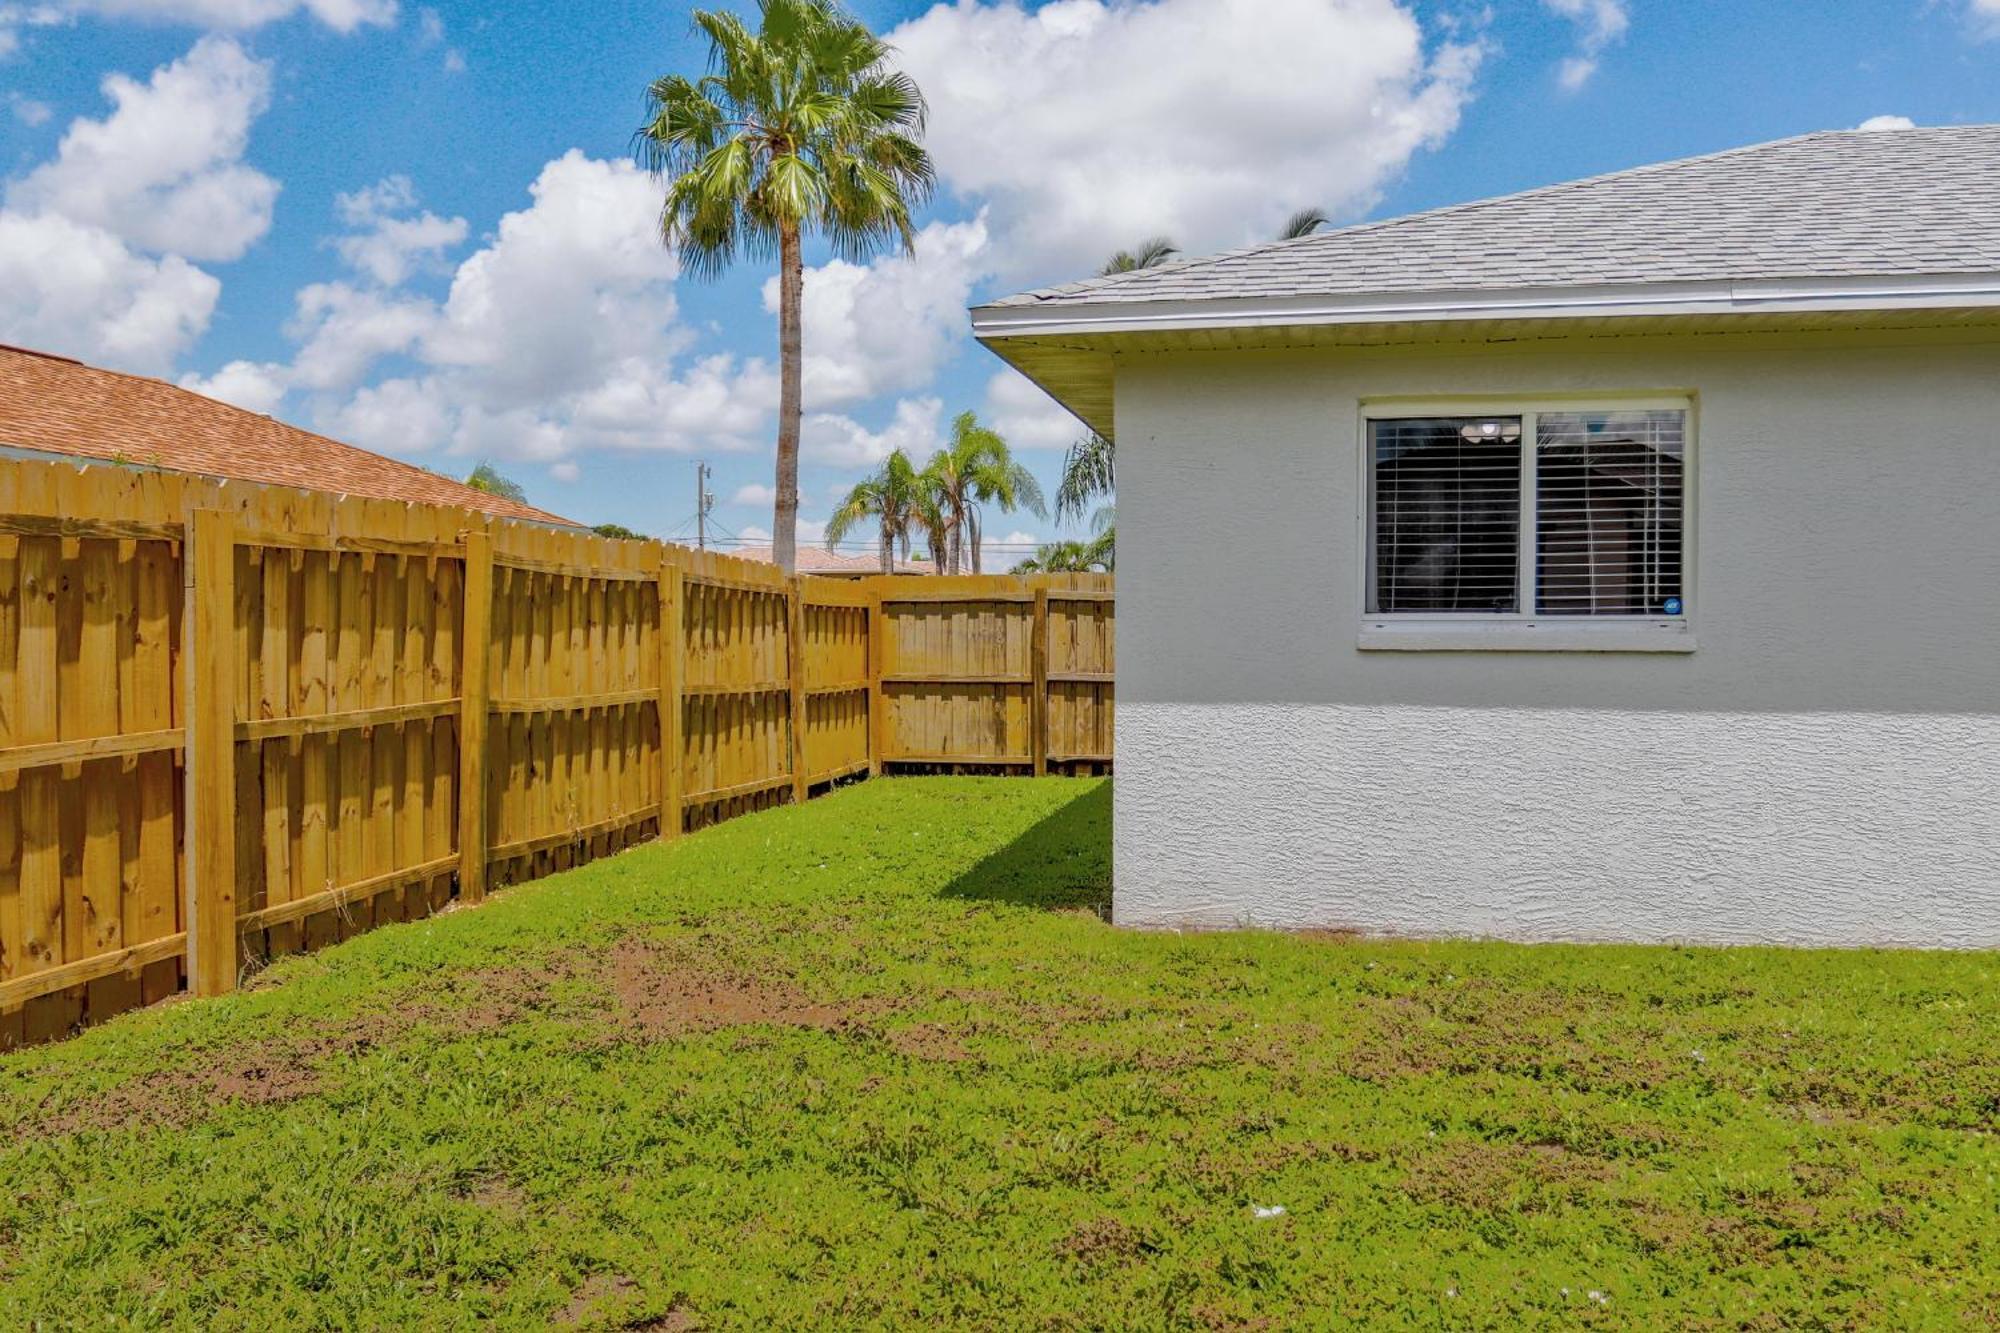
732, 543, 935, 576
0, 343, 575, 526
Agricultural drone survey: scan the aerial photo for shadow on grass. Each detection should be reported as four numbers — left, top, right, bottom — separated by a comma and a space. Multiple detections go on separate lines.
940, 781, 1112, 913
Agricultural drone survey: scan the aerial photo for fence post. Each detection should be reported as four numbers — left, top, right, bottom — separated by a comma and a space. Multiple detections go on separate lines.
788, 576, 809, 805
184, 507, 238, 996
457, 528, 493, 903
1031, 582, 1050, 778
866, 581, 884, 778
657, 548, 683, 840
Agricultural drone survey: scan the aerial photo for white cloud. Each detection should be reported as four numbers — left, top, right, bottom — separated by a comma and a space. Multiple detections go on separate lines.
732, 482, 776, 507
300, 152, 776, 462
1972, 0, 2000, 38
178, 357, 287, 412
9, 95, 52, 126
314, 376, 454, 454
889, 0, 1482, 279
0, 208, 218, 372
762, 214, 990, 410
803, 397, 944, 468
1544, 0, 1627, 90
331, 175, 468, 285
548, 460, 579, 483
49, 0, 394, 33
1855, 114, 1916, 131
286, 281, 433, 389
984, 368, 1083, 450
996, 529, 1040, 548
7, 36, 277, 262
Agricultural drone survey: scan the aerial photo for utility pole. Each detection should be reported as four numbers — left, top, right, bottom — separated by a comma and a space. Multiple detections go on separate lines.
695, 461, 713, 550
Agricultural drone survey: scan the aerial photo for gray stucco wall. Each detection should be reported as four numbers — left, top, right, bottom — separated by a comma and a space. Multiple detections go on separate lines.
1113, 331, 2000, 947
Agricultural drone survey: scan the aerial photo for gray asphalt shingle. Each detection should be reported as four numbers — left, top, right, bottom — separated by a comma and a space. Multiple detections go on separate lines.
980, 127, 2000, 310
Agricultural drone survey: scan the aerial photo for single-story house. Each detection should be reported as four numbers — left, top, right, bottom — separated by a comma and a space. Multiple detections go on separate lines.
0, 343, 573, 525
974, 125, 2000, 950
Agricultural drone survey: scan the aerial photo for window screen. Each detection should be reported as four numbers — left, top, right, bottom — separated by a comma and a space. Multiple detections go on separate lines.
1371, 417, 1523, 613
1535, 411, 1684, 616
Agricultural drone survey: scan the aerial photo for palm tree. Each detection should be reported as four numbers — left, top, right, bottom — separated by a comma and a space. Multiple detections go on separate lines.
637, 1, 933, 575
920, 411, 1046, 574
1012, 536, 1110, 574
1054, 430, 1113, 526
1101, 235, 1178, 275
1279, 206, 1329, 239
825, 448, 922, 572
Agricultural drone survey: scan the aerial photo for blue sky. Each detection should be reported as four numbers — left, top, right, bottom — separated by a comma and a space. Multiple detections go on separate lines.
4, 0, 1999, 557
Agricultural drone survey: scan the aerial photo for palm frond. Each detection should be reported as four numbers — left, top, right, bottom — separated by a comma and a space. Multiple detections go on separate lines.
1101, 236, 1178, 276
1280, 206, 1329, 240
1055, 431, 1113, 525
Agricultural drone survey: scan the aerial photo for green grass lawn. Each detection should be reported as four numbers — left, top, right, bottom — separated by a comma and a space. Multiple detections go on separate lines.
1, 778, 1994, 1329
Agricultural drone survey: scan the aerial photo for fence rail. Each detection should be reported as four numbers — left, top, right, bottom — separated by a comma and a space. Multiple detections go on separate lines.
0, 457, 1111, 1046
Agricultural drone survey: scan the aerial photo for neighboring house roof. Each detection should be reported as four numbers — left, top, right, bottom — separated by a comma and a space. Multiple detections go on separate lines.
973, 126, 2000, 441
0, 343, 575, 526
734, 544, 935, 577
980, 126, 2000, 316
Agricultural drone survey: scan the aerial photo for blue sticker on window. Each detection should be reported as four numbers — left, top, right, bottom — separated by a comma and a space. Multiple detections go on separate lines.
1663, 597, 1683, 616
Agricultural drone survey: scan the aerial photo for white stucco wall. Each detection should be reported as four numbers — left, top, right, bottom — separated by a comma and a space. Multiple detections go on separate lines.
1113, 331, 2000, 947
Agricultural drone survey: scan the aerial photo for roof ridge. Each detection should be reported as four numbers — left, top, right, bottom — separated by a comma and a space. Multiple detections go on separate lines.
998, 126, 1946, 308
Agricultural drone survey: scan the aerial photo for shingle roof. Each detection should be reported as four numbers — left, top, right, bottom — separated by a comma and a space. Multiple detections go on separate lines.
0, 343, 575, 526
981, 126, 2000, 311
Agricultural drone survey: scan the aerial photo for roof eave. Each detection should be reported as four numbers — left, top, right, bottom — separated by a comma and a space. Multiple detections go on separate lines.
971, 271, 2000, 340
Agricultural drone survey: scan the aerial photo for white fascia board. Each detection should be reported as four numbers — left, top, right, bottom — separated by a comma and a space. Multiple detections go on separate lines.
969, 272, 2000, 340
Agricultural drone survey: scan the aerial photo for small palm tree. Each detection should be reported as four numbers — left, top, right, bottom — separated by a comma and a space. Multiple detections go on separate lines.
637, 0, 933, 575
825, 449, 922, 572
1101, 235, 1178, 276
1012, 537, 1110, 574
920, 411, 1046, 574
1279, 206, 1329, 239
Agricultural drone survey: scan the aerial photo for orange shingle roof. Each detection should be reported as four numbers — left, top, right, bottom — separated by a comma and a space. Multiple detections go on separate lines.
0, 343, 574, 526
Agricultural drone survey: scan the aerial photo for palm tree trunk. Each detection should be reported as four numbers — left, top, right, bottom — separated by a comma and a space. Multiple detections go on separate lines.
772, 221, 804, 575
878, 516, 893, 574
968, 507, 982, 574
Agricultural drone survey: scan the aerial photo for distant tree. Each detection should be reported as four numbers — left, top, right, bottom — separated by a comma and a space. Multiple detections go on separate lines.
1101, 235, 1178, 276
919, 411, 1046, 574
636, 0, 934, 576
825, 449, 923, 573
1054, 430, 1113, 527
1012, 534, 1111, 574
465, 463, 527, 503
1279, 206, 1329, 239
592, 522, 646, 540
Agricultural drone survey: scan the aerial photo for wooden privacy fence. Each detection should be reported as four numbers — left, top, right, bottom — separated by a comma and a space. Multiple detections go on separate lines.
0, 457, 1111, 1046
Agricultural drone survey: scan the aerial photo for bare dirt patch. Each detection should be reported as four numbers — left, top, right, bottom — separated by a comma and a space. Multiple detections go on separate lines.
556, 1272, 637, 1325
1058, 1216, 1150, 1265
883, 1022, 972, 1063
599, 937, 870, 1040
1400, 1140, 1616, 1212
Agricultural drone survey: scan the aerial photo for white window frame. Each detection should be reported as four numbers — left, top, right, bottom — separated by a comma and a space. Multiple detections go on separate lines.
1356, 393, 1697, 653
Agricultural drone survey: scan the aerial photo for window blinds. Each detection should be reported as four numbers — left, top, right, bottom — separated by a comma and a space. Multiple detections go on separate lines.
1371, 417, 1523, 613
1370, 409, 1686, 618
1535, 410, 1684, 617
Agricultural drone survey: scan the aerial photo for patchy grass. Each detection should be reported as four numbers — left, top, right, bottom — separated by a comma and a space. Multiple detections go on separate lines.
1, 777, 1994, 1329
